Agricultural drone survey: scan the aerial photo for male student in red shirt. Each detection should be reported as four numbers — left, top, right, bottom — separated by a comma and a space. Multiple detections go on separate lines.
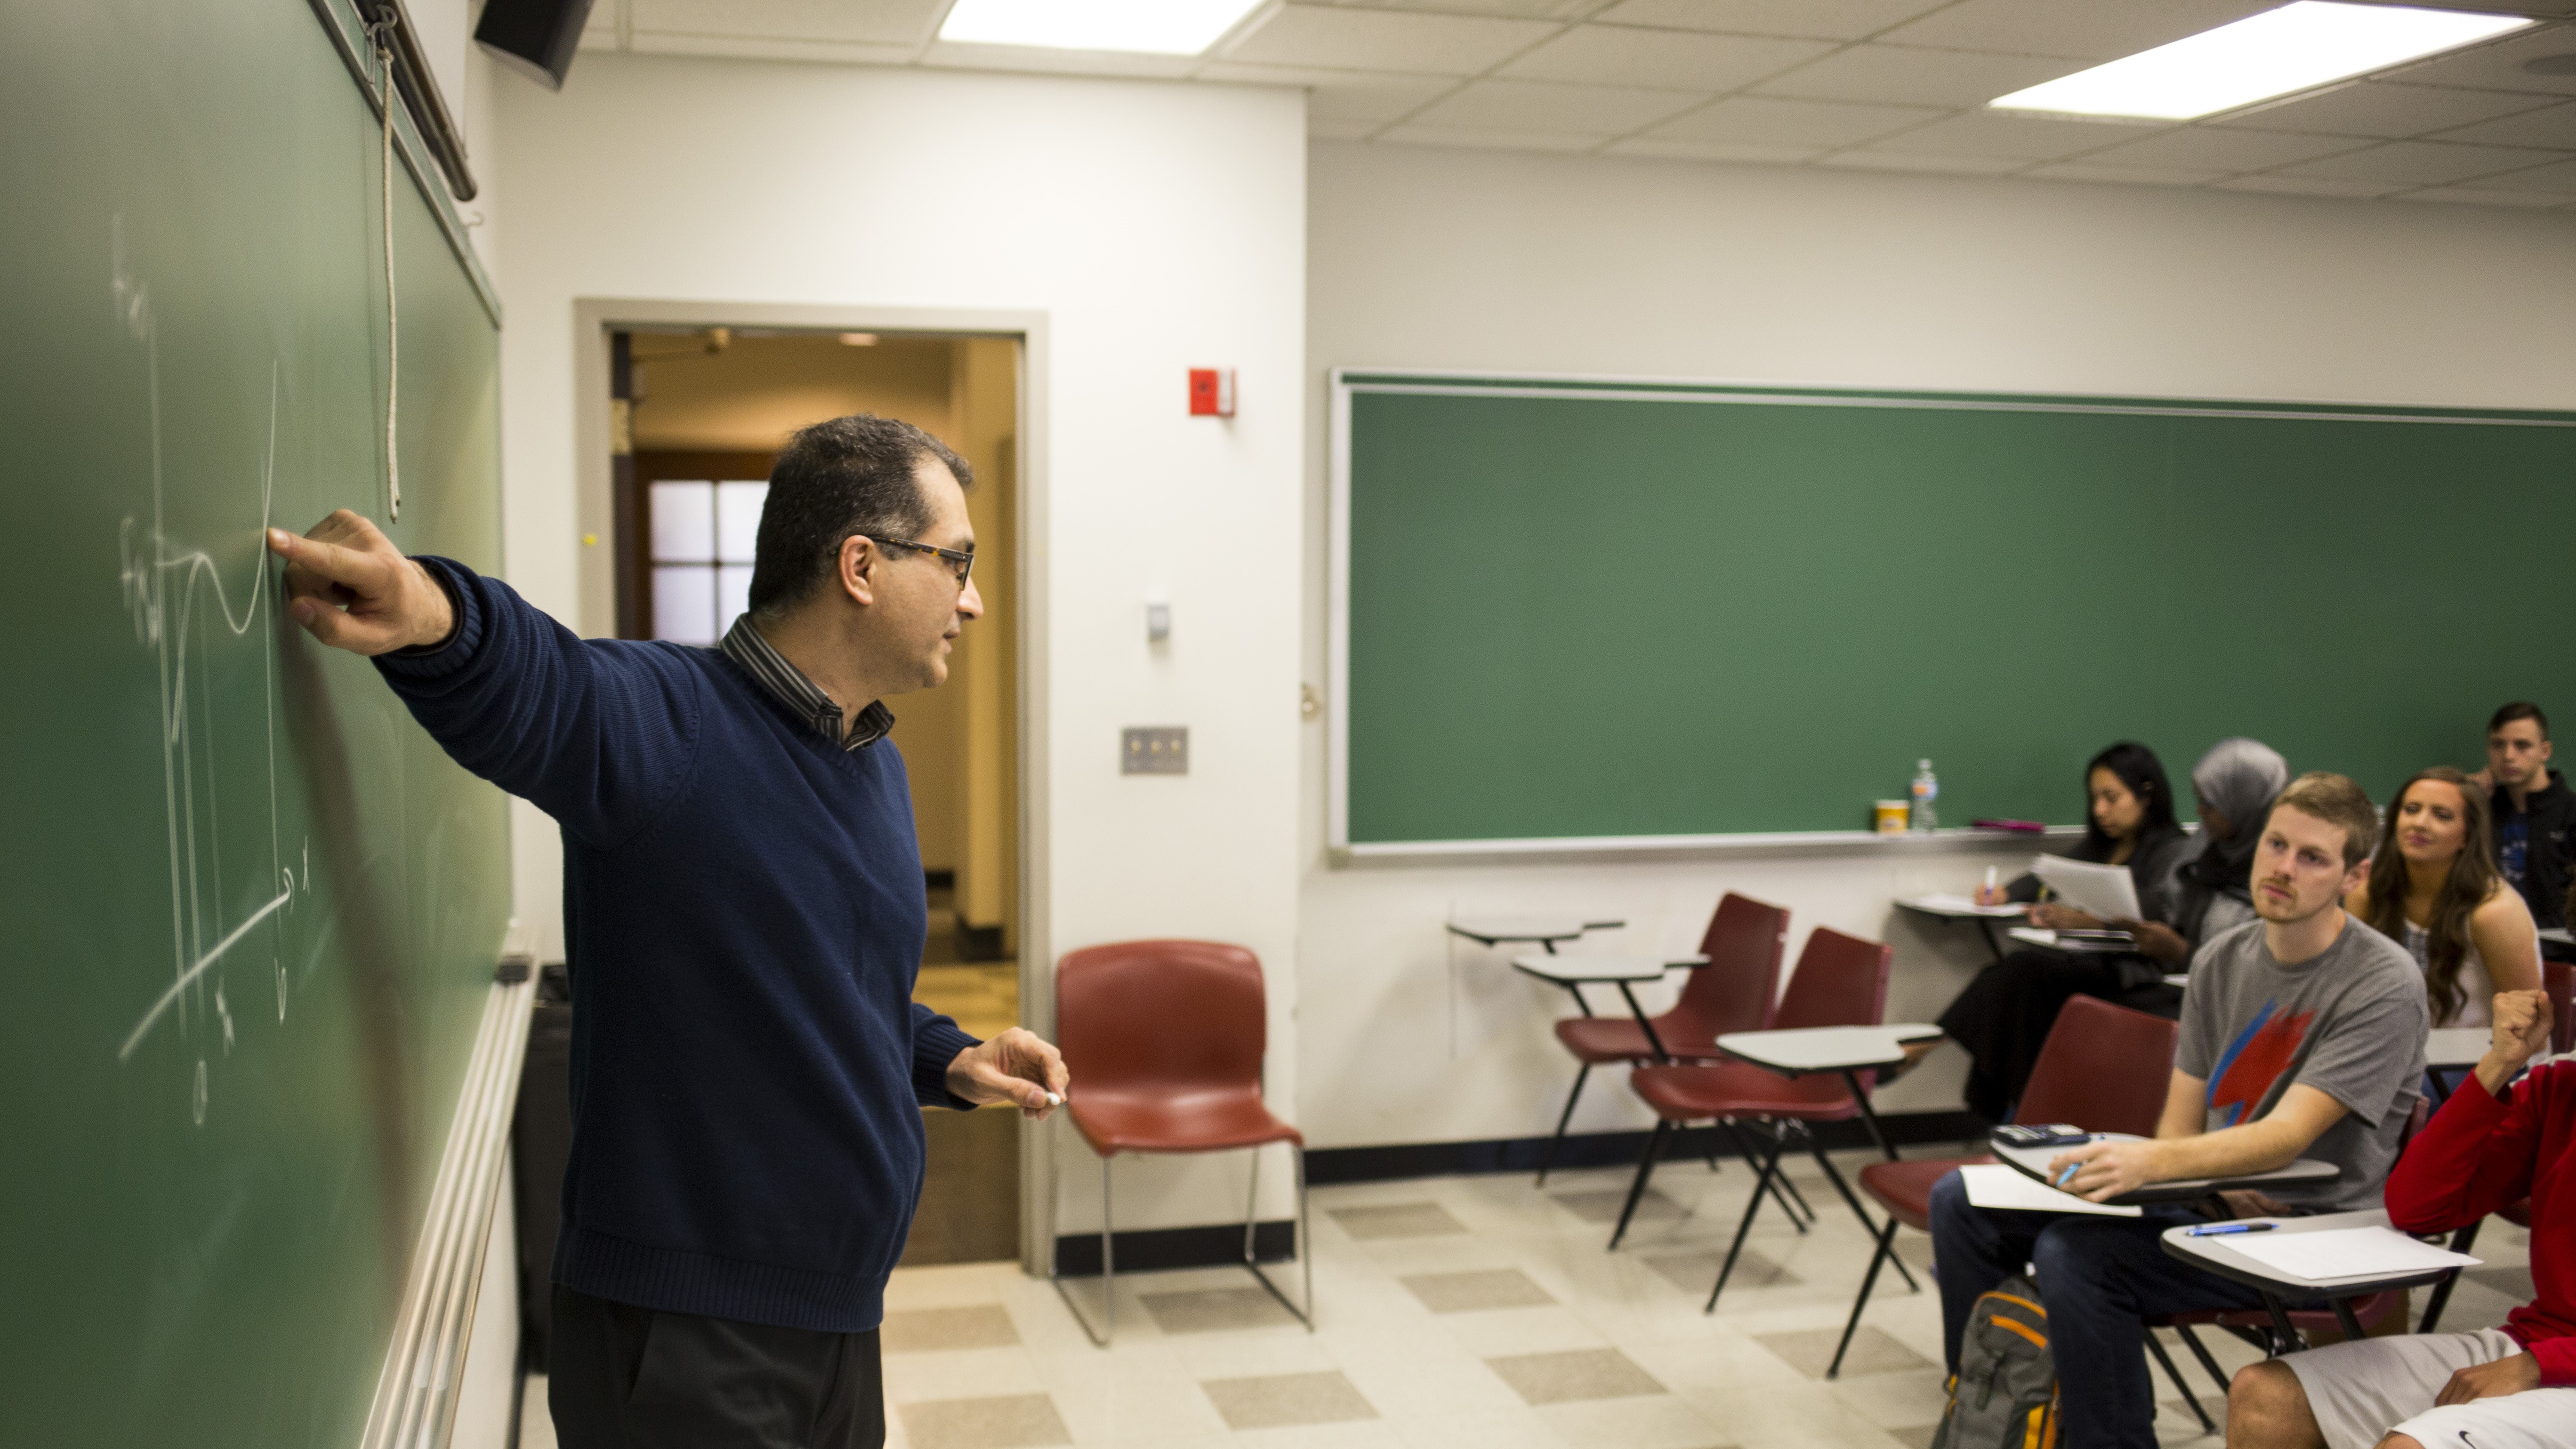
2230, 986, 2575, 1448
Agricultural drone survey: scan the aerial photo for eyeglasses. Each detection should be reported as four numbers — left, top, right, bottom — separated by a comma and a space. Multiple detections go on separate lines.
872, 535, 976, 588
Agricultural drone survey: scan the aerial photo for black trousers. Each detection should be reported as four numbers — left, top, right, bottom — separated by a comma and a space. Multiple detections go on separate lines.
550, 1285, 885, 1449
1936, 950, 2181, 1122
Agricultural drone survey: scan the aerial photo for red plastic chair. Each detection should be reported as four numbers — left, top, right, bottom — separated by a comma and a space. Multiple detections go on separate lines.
1617, 925, 1906, 1312
1049, 940, 1309, 1345
1538, 893, 1791, 1184
1826, 994, 2179, 1379
2549, 959, 2575, 1054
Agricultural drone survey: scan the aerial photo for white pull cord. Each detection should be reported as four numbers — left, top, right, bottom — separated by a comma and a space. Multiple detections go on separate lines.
376, 39, 401, 522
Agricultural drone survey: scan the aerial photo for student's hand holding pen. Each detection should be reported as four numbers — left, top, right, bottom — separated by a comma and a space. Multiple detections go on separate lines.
2046, 1136, 2164, 1203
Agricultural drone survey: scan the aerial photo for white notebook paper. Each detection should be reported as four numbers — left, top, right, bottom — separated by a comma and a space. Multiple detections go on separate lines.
2030, 854, 2141, 922
1958, 1163, 2141, 1217
2223, 1227, 2479, 1283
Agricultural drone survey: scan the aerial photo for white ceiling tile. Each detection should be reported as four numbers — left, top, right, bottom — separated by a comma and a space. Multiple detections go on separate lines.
1409, 76, 1707, 132
1198, 63, 1461, 122
629, 0, 946, 47
2430, 98, 2576, 149
2273, 139, 2571, 186
1580, 0, 1947, 41
2219, 81, 2560, 138
1877, 0, 2277, 62
2021, 162, 2228, 186
2396, 185, 2576, 207
1497, 25, 1829, 90
2087, 126, 2371, 173
917, 41, 1199, 75
2374, 25, 2576, 96
1751, 45, 2088, 108
1811, 150, 2023, 176
2455, 156, 2576, 193
1641, 94, 1941, 147
2208, 174, 2399, 199
1377, 124, 1603, 151
1310, 117, 1385, 139
1344, 0, 1602, 18
1222, 6, 1561, 75
1858, 109, 2166, 161
1603, 136, 1825, 163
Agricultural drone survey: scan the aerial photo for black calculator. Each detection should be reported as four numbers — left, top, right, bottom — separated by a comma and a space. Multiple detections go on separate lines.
1992, 1123, 2091, 1148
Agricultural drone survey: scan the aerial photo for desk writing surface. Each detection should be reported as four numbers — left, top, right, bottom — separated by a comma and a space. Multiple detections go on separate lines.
1448, 916, 1605, 943
1716, 1024, 1942, 1073
1510, 953, 1698, 983
2159, 1209, 2470, 1296
1899, 894, 2026, 918
1991, 1132, 2338, 1205
2426, 1028, 2491, 1069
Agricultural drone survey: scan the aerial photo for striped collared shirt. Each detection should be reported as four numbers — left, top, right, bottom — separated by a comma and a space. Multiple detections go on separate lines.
719, 614, 894, 751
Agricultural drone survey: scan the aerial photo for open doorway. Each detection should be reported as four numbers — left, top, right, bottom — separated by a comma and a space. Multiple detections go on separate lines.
609, 325, 1025, 1264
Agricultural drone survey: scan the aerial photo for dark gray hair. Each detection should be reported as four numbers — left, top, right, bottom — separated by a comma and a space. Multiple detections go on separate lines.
749, 414, 972, 618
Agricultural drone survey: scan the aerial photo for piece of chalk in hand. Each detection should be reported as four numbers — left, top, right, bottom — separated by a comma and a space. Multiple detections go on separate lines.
1041, 1091, 1063, 1107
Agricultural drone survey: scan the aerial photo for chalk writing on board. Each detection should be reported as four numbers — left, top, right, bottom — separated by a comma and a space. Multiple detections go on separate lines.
111, 222, 310, 1118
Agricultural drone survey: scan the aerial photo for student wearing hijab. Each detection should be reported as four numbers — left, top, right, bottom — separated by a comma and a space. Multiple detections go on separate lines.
1922, 742, 2196, 1121
2117, 737, 2291, 971
2348, 766, 2541, 1030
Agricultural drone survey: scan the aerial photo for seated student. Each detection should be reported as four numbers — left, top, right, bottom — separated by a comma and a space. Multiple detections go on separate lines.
1927, 773, 2429, 1449
2118, 735, 2291, 971
2480, 702, 2576, 935
2348, 766, 2542, 1028
1926, 742, 2197, 1119
2227, 987, 2575, 1449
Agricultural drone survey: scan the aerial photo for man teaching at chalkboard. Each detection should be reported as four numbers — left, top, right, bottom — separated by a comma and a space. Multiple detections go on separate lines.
267, 415, 1067, 1449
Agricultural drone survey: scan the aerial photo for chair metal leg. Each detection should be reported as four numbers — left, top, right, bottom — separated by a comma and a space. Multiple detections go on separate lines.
2419, 1219, 2482, 1333
1800, 1131, 1919, 1294
1046, 1147, 1117, 1347
2174, 1322, 2232, 1398
1706, 1123, 1789, 1313
1239, 1143, 1315, 1331
2145, 1329, 2214, 1434
1721, 1118, 1810, 1232
1827, 1215, 1900, 1379
1537, 1064, 1590, 1185
1609, 1119, 1671, 1250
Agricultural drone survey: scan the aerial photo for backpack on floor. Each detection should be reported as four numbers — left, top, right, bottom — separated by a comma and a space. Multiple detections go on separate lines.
1932, 1274, 2058, 1449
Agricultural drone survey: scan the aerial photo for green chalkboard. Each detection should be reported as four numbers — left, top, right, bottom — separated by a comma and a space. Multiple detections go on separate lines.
1332, 374, 2576, 848
0, 1, 509, 1444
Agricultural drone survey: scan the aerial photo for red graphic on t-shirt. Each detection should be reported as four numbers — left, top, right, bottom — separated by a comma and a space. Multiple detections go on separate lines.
2207, 1001, 2314, 1127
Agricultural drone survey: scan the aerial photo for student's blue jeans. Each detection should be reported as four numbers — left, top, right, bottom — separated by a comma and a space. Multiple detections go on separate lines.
1928, 1171, 2276, 1449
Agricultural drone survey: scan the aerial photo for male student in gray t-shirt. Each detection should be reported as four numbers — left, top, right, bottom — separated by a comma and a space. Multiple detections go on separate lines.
1928, 772, 2429, 1449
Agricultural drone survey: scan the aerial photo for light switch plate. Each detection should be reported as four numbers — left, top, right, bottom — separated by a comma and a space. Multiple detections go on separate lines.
1122, 726, 1188, 775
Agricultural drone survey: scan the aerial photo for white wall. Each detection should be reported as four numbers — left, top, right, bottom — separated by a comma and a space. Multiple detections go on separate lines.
489, 55, 1308, 1232
1302, 141, 2576, 1149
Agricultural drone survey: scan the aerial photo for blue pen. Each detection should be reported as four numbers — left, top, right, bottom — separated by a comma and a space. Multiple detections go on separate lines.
2186, 1222, 2276, 1236
2053, 1162, 2081, 1189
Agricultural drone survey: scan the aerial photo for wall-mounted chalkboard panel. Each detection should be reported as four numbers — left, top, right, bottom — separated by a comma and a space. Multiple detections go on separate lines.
0, 0, 508, 1444
1328, 373, 2576, 852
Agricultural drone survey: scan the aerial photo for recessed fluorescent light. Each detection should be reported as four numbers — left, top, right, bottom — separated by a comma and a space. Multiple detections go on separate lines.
1988, 2, 2535, 121
938, 0, 1268, 55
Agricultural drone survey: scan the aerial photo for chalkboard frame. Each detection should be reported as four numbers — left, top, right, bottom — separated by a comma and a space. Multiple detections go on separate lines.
1326, 368, 2576, 859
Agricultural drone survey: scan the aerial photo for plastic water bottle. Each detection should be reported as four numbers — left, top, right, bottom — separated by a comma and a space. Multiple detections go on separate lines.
1910, 759, 1939, 835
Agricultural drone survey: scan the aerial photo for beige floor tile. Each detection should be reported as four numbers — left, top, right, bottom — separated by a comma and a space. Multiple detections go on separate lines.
1166, 1327, 1341, 1382
1753, 1326, 1934, 1380
1550, 1188, 1687, 1225
1443, 1305, 1613, 1359
1327, 1203, 1470, 1240
1388, 1408, 1568, 1449
1884, 1426, 1938, 1449
1645, 1247, 1799, 1295
1029, 1341, 1234, 1442
887, 1304, 1024, 1353
897, 1393, 1073, 1449
1486, 1347, 1666, 1406
1532, 1392, 1728, 1448
1200, 1370, 1380, 1430
1143, 1286, 1304, 1335
1825, 1364, 1950, 1429
884, 1345, 1047, 1403
1400, 1268, 1557, 1314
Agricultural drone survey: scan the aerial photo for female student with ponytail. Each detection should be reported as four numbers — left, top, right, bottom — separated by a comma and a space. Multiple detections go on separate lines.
2347, 765, 2542, 1028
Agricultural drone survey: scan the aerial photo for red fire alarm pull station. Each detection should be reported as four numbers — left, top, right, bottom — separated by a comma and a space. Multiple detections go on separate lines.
1188, 368, 1236, 417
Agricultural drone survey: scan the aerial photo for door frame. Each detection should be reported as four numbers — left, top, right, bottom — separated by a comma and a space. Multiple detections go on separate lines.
572, 299, 1057, 1275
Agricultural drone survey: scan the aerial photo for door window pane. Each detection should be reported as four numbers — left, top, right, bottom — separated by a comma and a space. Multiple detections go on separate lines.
716, 565, 755, 636
650, 482, 716, 563
716, 481, 767, 565
653, 565, 719, 646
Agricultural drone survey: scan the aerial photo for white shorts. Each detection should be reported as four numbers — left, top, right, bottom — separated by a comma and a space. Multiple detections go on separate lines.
2281, 1327, 2576, 1449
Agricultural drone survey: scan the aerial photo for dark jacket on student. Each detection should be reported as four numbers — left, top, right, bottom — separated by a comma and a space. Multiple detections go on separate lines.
2489, 768, 2576, 931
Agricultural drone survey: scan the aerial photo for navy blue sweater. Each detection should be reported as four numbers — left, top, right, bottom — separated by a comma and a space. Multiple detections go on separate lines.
377, 558, 979, 1332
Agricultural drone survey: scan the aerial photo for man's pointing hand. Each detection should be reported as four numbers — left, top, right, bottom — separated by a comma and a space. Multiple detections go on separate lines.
267, 509, 454, 655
